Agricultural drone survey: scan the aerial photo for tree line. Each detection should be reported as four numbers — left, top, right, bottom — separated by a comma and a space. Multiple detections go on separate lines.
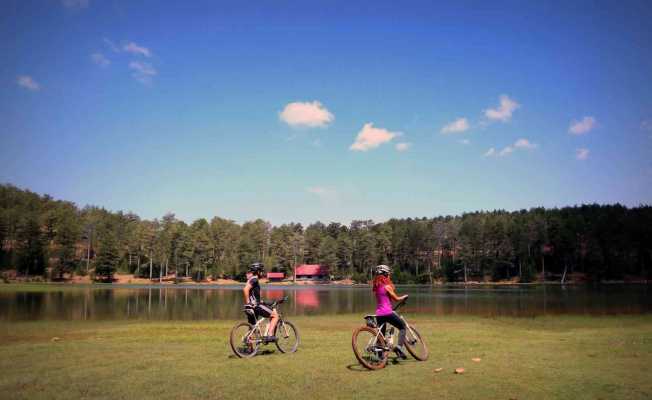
1, 184, 650, 283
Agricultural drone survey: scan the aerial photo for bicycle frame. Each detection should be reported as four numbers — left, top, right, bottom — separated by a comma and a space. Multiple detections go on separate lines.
353, 297, 427, 368
239, 316, 268, 345
241, 311, 291, 345
367, 314, 418, 351
231, 296, 299, 358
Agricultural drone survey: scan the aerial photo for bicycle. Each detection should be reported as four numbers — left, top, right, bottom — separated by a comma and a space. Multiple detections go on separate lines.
351, 296, 428, 370
229, 296, 300, 358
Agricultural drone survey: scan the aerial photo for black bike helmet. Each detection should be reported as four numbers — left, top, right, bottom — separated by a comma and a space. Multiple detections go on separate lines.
249, 262, 264, 273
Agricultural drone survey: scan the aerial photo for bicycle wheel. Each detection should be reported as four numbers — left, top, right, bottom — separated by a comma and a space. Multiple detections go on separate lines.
352, 326, 388, 370
230, 322, 260, 358
275, 320, 300, 353
405, 325, 428, 361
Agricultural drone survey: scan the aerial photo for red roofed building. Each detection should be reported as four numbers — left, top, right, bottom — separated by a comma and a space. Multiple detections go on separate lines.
267, 272, 285, 282
295, 264, 330, 281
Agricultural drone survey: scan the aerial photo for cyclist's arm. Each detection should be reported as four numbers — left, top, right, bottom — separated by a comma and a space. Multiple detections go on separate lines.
385, 285, 408, 302
243, 282, 251, 304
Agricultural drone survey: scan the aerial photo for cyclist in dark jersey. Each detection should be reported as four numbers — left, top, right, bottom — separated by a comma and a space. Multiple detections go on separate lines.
243, 262, 278, 343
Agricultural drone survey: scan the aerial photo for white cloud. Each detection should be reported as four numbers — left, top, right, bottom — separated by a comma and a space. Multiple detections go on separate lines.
129, 61, 157, 84
91, 52, 110, 67
62, 0, 89, 8
279, 101, 334, 128
640, 120, 652, 132
306, 186, 338, 202
395, 142, 411, 152
513, 138, 537, 149
459, 139, 470, 145
123, 42, 152, 57
103, 38, 120, 53
499, 146, 514, 156
576, 148, 590, 160
485, 138, 537, 157
569, 116, 596, 135
484, 95, 520, 123
17, 75, 40, 91
350, 123, 398, 151
441, 117, 470, 134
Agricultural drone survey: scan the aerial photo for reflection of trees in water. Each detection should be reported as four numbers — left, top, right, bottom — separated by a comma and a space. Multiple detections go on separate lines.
93, 289, 115, 319
11, 292, 45, 320
1, 285, 650, 321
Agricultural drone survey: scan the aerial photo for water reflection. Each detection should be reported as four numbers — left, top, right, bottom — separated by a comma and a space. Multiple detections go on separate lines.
295, 290, 320, 308
263, 289, 285, 301
0, 284, 650, 321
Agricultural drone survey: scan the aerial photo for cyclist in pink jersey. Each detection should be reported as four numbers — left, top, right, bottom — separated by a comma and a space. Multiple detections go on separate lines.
372, 264, 409, 359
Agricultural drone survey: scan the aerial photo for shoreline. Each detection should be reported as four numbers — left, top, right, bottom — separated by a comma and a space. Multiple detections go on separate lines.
1, 277, 649, 288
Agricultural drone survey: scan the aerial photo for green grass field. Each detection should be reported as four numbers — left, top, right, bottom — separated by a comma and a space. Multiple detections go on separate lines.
1, 314, 651, 400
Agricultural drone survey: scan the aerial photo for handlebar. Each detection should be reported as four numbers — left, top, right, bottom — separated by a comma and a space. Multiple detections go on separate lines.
392, 295, 408, 311
271, 296, 288, 308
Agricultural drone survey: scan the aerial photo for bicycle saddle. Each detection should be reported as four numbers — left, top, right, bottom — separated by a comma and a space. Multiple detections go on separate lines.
363, 315, 377, 328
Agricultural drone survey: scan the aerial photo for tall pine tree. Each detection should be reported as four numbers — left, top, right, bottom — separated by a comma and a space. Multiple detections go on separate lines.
95, 226, 119, 282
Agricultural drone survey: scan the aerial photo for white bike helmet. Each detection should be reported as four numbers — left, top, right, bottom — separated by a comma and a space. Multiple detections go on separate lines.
375, 264, 391, 276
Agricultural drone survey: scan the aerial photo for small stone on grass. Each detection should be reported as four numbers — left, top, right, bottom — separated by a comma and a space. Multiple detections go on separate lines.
472, 357, 481, 362
434, 368, 443, 373
454, 368, 465, 374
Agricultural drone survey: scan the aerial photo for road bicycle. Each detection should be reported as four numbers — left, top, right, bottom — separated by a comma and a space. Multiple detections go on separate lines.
351, 296, 428, 370
229, 296, 300, 358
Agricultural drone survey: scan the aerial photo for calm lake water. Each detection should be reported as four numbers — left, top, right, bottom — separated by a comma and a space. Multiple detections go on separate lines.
0, 284, 650, 321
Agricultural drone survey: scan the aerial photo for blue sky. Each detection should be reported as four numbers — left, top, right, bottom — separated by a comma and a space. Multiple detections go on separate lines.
1, 0, 652, 225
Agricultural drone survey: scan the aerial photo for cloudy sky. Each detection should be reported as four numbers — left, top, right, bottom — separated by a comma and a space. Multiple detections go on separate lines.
2, 0, 652, 225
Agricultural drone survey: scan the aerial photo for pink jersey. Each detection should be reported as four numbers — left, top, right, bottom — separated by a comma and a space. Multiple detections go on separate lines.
375, 285, 393, 316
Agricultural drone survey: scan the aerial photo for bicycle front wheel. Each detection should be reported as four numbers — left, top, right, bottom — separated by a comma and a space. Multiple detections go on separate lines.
230, 322, 260, 358
275, 320, 300, 353
352, 326, 388, 370
405, 325, 428, 361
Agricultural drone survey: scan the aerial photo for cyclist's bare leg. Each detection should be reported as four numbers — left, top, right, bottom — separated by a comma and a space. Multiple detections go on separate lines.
266, 309, 279, 336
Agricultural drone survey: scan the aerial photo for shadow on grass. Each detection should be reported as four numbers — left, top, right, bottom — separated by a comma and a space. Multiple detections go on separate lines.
346, 357, 416, 372
227, 349, 277, 359
346, 363, 372, 372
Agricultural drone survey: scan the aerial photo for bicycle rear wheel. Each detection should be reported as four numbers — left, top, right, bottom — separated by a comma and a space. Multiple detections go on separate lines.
230, 322, 260, 358
405, 325, 428, 361
352, 326, 388, 370
275, 320, 299, 353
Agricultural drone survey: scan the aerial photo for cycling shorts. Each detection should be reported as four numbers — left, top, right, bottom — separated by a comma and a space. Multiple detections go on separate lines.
244, 303, 273, 325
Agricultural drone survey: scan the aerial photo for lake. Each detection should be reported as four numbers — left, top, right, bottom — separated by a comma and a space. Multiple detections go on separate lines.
0, 284, 650, 321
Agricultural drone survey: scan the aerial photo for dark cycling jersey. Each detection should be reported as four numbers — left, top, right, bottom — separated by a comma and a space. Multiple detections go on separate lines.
245, 276, 271, 324
247, 276, 261, 304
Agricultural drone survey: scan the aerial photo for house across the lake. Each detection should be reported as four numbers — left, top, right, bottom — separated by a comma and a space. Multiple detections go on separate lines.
267, 272, 285, 282
294, 264, 330, 281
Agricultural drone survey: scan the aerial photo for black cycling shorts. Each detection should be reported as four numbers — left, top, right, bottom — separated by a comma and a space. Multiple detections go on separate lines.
255, 304, 273, 318
244, 303, 273, 325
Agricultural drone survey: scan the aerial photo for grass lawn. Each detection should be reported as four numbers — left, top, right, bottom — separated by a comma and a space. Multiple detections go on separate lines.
1, 314, 651, 399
